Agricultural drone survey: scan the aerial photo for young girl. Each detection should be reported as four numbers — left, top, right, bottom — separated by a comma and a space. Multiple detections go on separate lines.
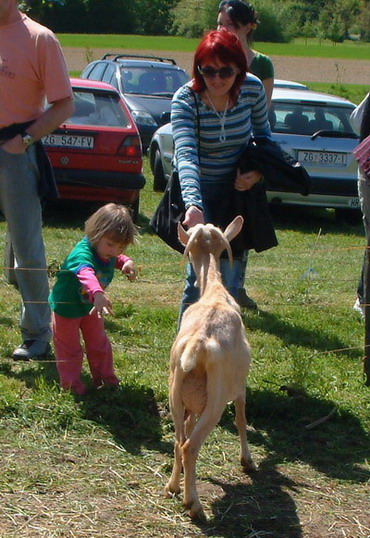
49, 203, 137, 395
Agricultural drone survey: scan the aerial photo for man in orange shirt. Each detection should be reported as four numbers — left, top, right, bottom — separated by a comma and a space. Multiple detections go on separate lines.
0, 0, 74, 359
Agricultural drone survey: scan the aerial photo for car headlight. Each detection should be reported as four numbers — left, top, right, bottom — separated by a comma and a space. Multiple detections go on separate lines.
131, 110, 157, 127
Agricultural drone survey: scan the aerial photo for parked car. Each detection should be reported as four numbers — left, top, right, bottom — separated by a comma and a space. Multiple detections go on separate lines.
81, 54, 190, 151
43, 78, 145, 220
149, 86, 360, 220
274, 79, 309, 90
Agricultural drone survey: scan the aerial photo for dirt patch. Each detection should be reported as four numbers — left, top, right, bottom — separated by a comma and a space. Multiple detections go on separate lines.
64, 46, 370, 84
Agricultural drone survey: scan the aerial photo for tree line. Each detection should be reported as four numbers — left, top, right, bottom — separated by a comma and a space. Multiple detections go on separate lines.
21, 0, 370, 42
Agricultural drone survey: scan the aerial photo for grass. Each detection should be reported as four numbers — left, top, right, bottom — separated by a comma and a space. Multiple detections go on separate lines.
58, 34, 370, 61
0, 157, 369, 536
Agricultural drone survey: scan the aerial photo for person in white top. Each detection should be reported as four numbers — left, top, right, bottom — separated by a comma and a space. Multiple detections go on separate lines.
350, 92, 370, 315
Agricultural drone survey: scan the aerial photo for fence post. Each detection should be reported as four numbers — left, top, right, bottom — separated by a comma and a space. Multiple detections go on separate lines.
364, 240, 370, 386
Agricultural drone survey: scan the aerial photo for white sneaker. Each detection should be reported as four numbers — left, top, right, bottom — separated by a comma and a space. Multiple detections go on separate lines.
353, 298, 365, 318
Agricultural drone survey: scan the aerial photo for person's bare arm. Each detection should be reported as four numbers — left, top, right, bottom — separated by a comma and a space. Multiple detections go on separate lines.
263, 77, 274, 108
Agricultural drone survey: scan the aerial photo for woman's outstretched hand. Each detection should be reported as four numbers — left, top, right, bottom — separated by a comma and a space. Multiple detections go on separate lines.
182, 205, 205, 229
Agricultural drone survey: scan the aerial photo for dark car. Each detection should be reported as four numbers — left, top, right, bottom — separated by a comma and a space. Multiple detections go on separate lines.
81, 54, 189, 150
43, 78, 145, 219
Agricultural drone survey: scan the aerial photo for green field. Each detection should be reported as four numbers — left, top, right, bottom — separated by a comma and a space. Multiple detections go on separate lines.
58, 34, 370, 61
0, 157, 369, 535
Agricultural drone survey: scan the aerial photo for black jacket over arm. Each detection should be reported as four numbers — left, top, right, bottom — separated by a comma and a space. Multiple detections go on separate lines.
230, 138, 311, 255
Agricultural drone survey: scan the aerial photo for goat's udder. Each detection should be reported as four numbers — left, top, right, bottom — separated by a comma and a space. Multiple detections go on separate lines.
182, 369, 207, 415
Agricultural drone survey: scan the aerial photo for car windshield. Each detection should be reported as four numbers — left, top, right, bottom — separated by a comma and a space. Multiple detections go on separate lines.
66, 89, 131, 127
121, 67, 189, 96
269, 102, 356, 136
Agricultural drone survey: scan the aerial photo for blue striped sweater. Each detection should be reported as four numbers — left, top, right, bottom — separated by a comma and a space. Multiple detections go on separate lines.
171, 74, 272, 210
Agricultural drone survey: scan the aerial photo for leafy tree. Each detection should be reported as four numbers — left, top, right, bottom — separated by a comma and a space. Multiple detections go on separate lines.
131, 0, 178, 35
326, 14, 346, 43
171, 0, 212, 37
358, 0, 370, 40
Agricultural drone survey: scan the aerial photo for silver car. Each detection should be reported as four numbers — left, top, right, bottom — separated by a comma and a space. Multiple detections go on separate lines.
149, 86, 359, 220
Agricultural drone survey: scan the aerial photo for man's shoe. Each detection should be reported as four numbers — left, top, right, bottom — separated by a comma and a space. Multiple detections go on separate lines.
353, 297, 365, 319
237, 288, 258, 310
13, 340, 51, 361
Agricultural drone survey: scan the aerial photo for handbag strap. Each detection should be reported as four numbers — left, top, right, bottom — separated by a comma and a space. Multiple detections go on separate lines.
189, 88, 201, 160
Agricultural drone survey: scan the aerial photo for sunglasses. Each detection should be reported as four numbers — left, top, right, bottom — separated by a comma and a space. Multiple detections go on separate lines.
198, 65, 236, 79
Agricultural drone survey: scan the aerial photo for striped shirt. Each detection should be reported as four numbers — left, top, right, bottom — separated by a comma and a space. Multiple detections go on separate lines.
171, 73, 272, 210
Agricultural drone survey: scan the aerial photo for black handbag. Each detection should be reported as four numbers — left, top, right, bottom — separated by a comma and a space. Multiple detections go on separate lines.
149, 89, 200, 254
149, 170, 185, 253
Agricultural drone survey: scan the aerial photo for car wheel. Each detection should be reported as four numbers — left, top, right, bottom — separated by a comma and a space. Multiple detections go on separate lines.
4, 230, 18, 287
153, 149, 167, 192
335, 208, 362, 225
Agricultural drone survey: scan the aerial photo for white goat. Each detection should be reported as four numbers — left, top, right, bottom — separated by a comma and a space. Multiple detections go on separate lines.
165, 216, 256, 520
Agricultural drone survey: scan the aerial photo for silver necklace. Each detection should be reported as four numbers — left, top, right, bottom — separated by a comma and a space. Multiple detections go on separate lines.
206, 91, 229, 142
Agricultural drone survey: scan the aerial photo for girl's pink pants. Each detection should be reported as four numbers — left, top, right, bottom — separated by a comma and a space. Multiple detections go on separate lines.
52, 311, 119, 395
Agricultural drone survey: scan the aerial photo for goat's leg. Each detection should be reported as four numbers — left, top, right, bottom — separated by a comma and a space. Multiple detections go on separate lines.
165, 369, 186, 496
165, 438, 183, 497
182, 396, 226, 519
234, 392, 256, 471
185, 411, 196, 437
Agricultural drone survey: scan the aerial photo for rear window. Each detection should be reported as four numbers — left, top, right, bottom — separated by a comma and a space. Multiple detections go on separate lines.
67, 90, 131, 128
121, 67, 189, 96
269, 102, 356, 136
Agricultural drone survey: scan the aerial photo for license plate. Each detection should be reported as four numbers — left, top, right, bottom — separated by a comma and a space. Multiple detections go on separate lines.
348, 198, 360, 208
42, 134, 94, 149
298, 150, 347, 167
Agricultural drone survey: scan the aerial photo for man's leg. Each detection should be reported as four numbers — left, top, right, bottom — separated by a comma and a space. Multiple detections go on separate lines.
0, 147, 51, 358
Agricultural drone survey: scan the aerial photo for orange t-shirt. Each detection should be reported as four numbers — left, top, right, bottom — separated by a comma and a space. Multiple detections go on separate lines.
0, 14, 72, 128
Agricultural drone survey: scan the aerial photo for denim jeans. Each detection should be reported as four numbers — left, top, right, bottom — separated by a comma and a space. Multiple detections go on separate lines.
0, 146, 51, 342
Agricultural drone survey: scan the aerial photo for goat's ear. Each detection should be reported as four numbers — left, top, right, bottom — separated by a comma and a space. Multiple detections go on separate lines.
224, 215, 244, 242
177, 222, 189, 246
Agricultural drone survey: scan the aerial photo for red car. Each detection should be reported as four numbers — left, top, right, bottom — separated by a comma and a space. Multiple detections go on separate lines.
43, 78, 145, 219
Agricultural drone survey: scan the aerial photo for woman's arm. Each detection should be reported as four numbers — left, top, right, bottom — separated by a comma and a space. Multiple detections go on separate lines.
262, 77, 274, 107
171, 87, 203, 213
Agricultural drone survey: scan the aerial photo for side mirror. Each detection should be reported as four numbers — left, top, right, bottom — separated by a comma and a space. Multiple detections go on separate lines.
160, 111, 171, 125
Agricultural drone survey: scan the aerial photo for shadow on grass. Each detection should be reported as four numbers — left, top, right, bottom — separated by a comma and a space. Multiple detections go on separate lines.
244, 309, 359, 358
2, 358, 169, 456
270, 205, 363, 236
42, 199, 154, 235
187, 388, 369, 537
204, 466, 304, 538
220, 388, 370, 484
40, 200, 363, 238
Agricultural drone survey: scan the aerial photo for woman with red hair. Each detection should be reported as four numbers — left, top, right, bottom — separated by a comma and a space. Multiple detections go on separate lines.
171, 29, 273, 317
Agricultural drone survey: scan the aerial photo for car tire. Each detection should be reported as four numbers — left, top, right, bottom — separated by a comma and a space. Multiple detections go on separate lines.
335, 208, 362, 225
153, 149, 167, 192
4, 230, 18, 287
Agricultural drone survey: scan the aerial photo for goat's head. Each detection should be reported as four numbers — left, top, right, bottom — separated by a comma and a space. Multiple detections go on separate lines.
178, 216, 244, 271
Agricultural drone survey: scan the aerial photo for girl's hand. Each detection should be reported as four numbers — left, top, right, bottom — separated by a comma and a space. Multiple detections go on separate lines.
182, 205, 204, 229
234, 169, 263, 191
90, 291, 113, 318
122, 259, 136, 281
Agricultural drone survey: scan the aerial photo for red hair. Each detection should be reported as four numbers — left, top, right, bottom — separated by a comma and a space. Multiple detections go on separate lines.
191, 29, 247, 103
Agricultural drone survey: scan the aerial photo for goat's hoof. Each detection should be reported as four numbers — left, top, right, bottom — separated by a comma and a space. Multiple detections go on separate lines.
164, 484, 180, 497
185, 502, 206, 521
241, 457, 257, 472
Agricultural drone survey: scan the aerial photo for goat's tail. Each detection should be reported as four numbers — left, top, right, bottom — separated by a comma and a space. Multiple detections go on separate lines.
178, 335, 222, 373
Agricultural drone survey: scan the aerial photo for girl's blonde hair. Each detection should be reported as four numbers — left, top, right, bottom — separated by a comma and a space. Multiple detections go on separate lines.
85, 203, 137, 247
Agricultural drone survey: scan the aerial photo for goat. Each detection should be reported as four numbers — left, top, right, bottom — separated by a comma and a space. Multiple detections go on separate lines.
165, 216, 256, 520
